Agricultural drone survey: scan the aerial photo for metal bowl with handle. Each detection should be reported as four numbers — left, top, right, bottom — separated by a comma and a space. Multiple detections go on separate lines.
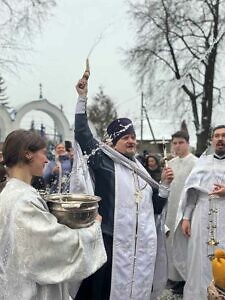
45, 193, 101, 229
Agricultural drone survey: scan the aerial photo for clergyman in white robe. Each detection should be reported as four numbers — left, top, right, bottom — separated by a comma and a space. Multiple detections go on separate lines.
173, 154, 225, 300
0, 178, 107, 300
166, 153, 197, 281
73, 93, 172, 300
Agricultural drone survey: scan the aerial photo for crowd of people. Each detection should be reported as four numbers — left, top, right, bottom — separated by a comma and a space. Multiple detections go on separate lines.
0, 74, 225, 300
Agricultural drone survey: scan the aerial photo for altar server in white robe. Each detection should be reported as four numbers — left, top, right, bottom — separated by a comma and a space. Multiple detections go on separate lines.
0, 129, 106, 300
165, 130, 197, 292
173, 125, 225, 300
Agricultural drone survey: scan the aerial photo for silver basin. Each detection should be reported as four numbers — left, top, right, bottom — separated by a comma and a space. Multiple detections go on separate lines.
45, 193, 101, 229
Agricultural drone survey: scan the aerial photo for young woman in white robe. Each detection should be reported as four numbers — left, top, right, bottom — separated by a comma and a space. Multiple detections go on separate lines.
0, 129, 106, 300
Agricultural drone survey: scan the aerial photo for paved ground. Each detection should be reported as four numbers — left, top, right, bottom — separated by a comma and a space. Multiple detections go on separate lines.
157, 288, 183, 300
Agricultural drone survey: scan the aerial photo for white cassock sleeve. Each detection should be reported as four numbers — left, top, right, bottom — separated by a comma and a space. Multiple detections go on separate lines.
15, 198, 106, 285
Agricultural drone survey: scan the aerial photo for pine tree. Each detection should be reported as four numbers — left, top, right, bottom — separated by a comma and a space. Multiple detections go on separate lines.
88, 87, 118, 139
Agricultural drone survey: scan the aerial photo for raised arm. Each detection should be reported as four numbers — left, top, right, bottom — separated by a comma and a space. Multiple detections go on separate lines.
75, 78, 99, 155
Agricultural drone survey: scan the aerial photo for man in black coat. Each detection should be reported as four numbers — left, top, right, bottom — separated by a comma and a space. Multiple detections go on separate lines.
74, 77, 174, 300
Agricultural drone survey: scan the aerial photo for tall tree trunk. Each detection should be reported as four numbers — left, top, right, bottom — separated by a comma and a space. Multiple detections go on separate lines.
196, 48, 217, 156
195, 1, 219, 156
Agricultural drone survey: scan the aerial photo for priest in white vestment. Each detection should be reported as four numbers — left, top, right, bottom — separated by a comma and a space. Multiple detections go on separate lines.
173, 125, 225, 300
73, 77, 174, 300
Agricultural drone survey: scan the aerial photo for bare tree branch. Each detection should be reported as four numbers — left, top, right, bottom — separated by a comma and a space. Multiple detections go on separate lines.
124, 0, 225, 154
0, 0, 56, 73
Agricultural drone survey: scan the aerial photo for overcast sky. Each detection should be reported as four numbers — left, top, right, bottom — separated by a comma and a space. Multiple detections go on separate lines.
3, 0, 195, 143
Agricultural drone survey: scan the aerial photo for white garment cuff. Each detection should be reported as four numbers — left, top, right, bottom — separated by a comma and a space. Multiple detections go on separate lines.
76, 96, 87, 113
183, 205, 194, 220
158, 183, 170, 198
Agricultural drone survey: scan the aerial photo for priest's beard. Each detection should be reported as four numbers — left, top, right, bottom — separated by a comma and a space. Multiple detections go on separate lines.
215, 143, 225, 157
215, 149, 225, 156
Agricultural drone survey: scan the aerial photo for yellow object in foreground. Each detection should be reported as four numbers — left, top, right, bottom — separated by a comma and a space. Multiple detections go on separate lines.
212, 248, 225, 290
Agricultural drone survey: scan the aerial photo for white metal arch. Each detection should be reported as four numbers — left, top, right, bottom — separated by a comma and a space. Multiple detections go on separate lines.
0, 106, 13, 140
13, 99, 73, 141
